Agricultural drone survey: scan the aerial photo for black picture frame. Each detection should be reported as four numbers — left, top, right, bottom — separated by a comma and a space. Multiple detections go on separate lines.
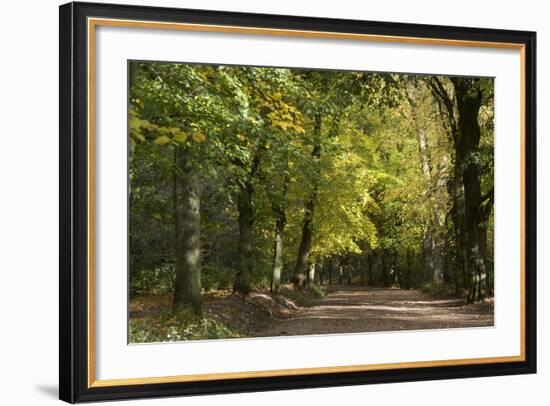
59, 1, 537, 403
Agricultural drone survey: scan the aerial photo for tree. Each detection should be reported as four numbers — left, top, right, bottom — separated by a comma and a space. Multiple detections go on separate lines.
227, 67, 305, 294
405, 78, 449, 284
173, 149, 202, 314
452, 78, 494, 302
129, 63, 249, 313
293, 111, 322, 287
428, 76, 494, 301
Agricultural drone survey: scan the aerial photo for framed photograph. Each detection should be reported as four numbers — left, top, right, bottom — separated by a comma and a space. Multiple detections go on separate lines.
59, 1, 536, 403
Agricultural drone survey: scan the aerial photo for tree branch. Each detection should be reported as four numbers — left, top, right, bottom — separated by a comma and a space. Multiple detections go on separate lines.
427, 77, 458, 143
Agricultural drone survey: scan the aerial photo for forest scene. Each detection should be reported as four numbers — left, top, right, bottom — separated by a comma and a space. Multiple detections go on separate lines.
128, 61, 495, 343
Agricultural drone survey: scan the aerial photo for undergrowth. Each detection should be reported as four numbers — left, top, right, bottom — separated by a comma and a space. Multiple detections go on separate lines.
304, 284, 326, 299
279, 283, 327, 305
129, 308, 240, 343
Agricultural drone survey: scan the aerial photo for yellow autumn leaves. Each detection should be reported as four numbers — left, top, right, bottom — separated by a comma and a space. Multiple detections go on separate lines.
154, 135, 171, 145
130, 108, 207, 147
255, 90, 305, 134
153, 131, 206, 146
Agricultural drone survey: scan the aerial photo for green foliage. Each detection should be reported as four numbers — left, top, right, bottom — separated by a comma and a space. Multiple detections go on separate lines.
201, 265, 236, 291
129, 309, 240, 343
130, 265, 174, 295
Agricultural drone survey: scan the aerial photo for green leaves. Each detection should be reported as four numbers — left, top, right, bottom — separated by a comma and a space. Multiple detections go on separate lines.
128, 60, 494, 297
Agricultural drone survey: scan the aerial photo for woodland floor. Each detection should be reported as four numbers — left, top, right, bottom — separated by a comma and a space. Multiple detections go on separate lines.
130, 285, 494, 340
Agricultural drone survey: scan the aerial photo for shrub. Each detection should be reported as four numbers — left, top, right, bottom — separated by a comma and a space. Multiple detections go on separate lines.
129, 308, 240, 343
201, 265, 236, 291
130, 264, 174, 296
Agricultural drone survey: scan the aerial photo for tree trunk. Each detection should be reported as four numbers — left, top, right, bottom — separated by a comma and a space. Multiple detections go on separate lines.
422, 233, 434, 283
408, 84, 440, 285
367, 255, 373, 286
233, 151, 261, 295
429, 77, 488, 299
449, 167, 468, 290
479, 219, 491, 295
172, 146, 178, 270
432, 224, 444, 283
406, 249, 412, 289
393, 253, 399, 286
427, 77, 467, 289
381, 256, 389, 286
173, 149, 202, 315
307, 263, 316, 287
360, 256, 366, 286
294, 114, 322, 287
233, 179, 254, 295
270, 206, 286, 293
463, 163, 489, 303
294, 202, 314, 287
451, 78, 489, 303
269, 172, 289, 294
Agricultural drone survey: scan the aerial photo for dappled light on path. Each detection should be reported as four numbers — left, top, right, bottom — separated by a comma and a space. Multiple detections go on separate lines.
256, 286, 493, 337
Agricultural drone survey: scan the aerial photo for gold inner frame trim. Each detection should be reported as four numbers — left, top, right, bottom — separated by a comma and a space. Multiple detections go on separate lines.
87, 17, 527, 388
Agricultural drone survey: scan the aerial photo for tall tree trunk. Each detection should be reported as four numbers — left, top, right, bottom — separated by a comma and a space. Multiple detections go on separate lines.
360, 256, 366, 286
406, 249, 412, 289
393, 253, 399, 286
422, 234, 434, 283
428, 77, 468, 289
233, 151, 261, 295
367, 255, 373, 286
294, 114, 322, 287
270, 208, 285, 293
432, 223, 444, 283
441, 214, 453, 285
172, 146, 178, 272
449, 166, 468, 290
382, 255, 391, 286
294, 196, 315, 287
417, 125, 436, 284
173, 149, 202, 315
464, 167, 488, 303
479, 217, 491, 295
408, 85, 441, 285
269, 172, 289, 294
451, 78, 489, 303
233, 179, 254, 295
307, 263, 316, 287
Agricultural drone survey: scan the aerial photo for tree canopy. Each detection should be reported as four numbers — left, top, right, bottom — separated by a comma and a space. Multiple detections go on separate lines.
128, 61, 495, 320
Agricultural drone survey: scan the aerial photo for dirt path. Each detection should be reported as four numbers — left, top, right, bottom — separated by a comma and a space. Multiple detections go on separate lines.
129, 286, 494, 340
253, 285, 494, 337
